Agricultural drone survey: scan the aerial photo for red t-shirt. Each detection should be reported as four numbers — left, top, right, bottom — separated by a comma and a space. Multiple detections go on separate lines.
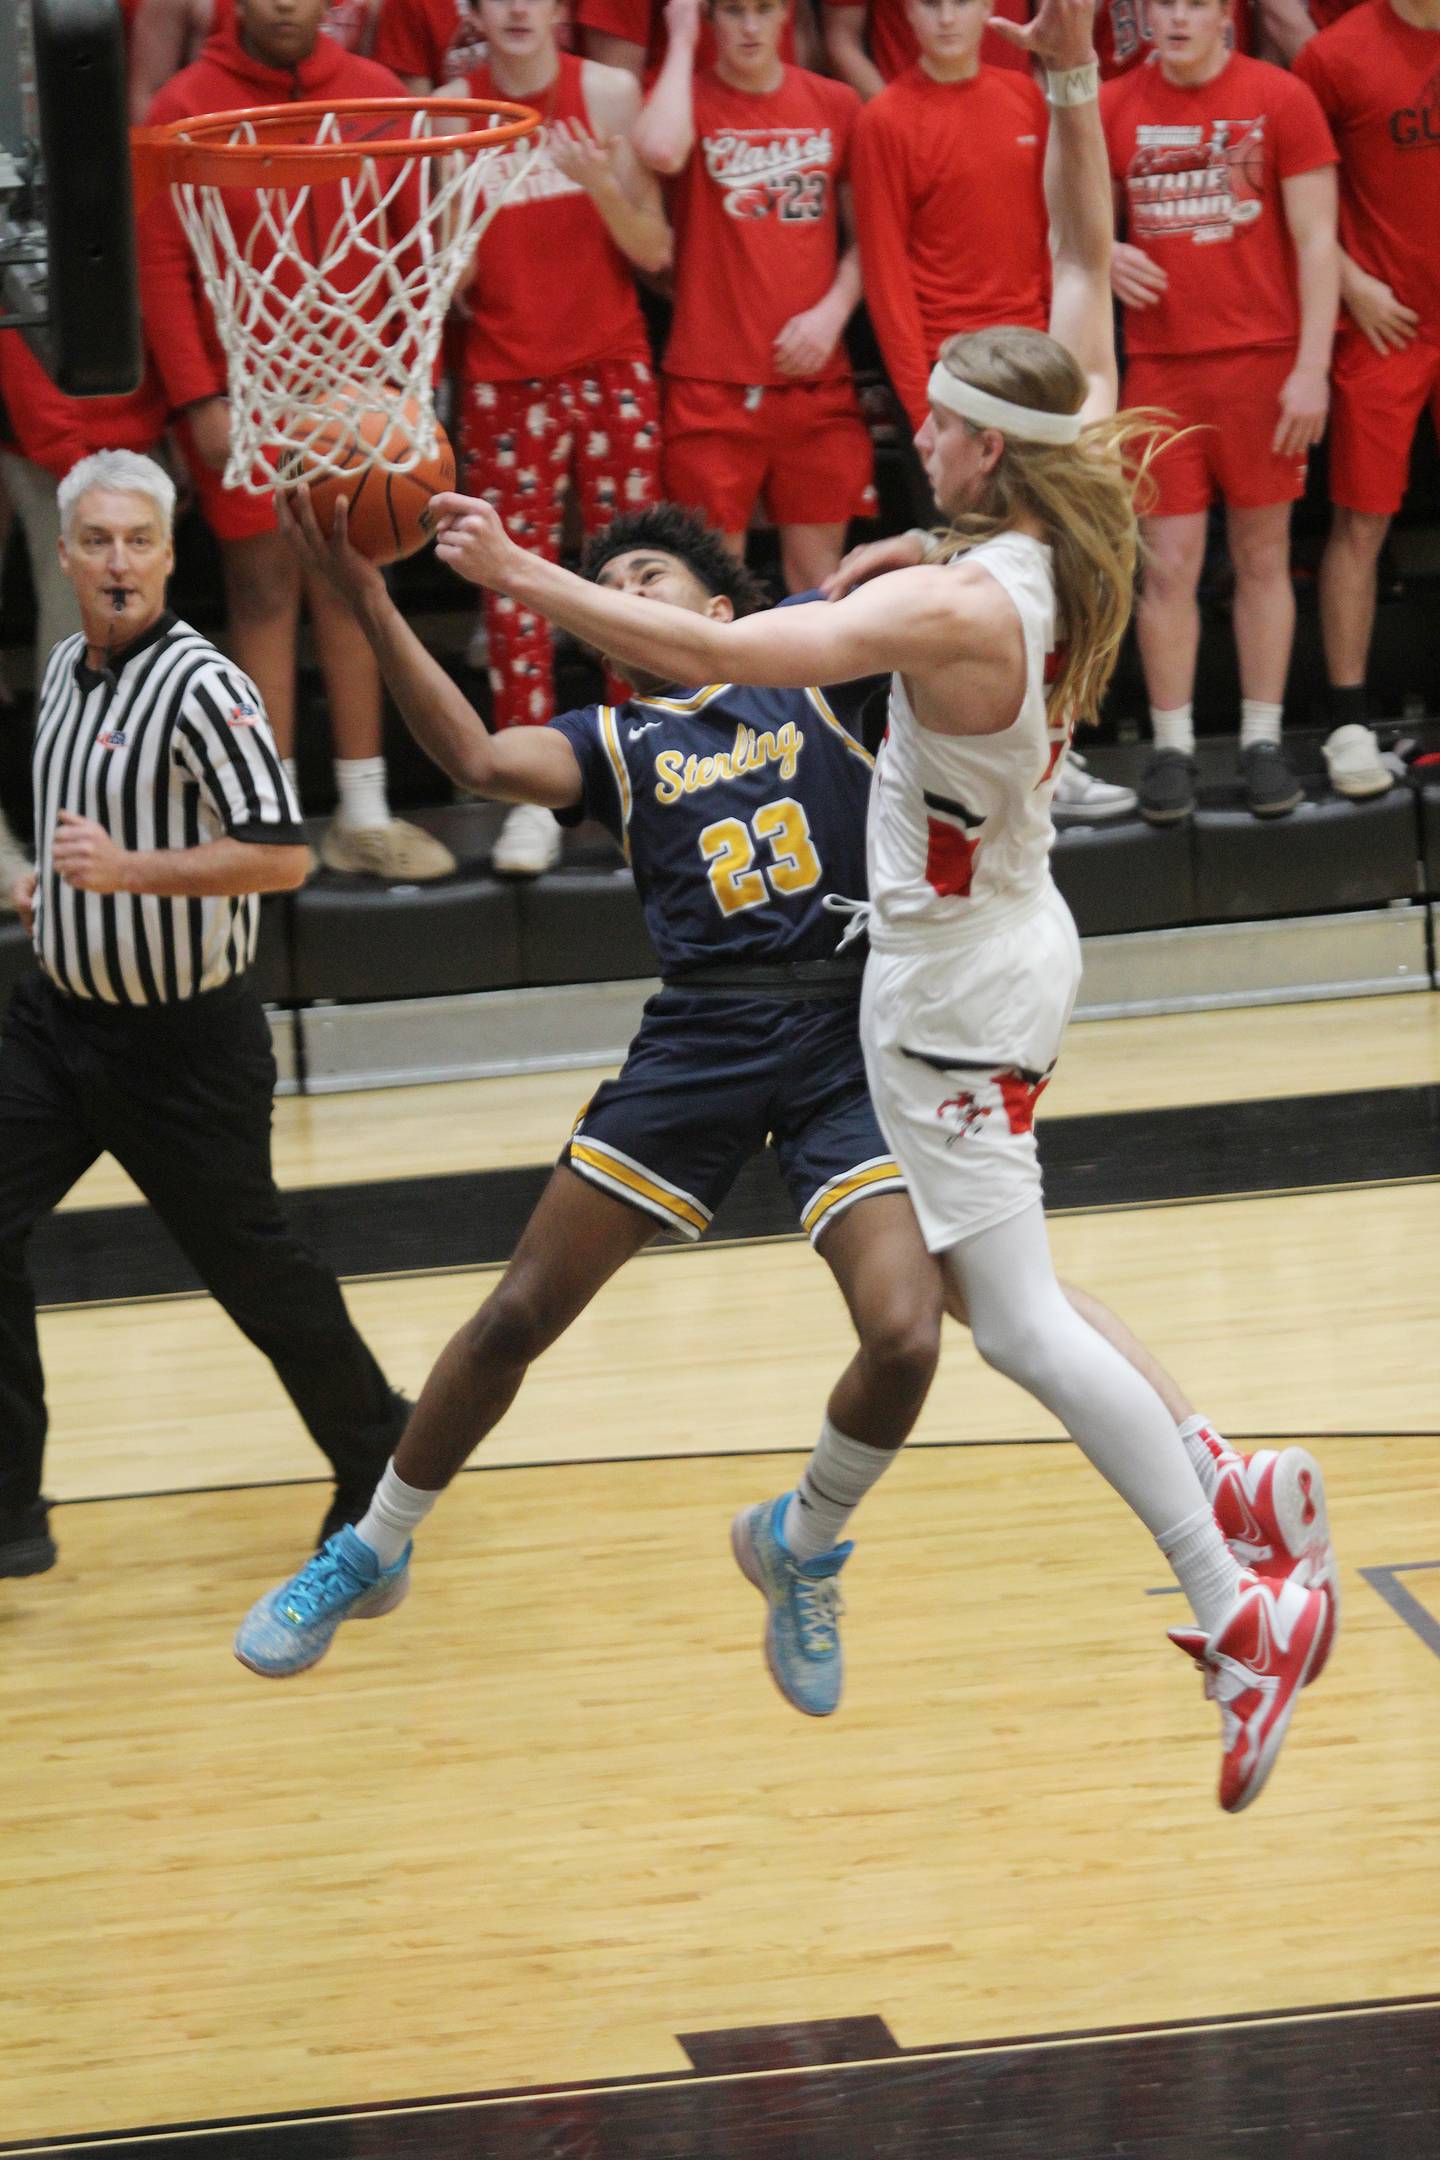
818, 0, 1035, 83
1307, 0, 1368, 27
457, 53, 651, 379
573, 0, 795, 78
1295, 0, 1440, 335
1102, 53, 1337, 357
1091, 0, 1252, 79
373, 0, 489, 83
665, 65, 861, 386
851, 64, 1049, 429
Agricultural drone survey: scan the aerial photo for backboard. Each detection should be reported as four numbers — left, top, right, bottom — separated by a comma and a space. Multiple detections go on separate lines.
0, 0, 142, 395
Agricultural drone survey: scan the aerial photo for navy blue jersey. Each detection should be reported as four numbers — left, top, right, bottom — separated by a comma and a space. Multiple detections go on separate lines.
550, 680, 875, 977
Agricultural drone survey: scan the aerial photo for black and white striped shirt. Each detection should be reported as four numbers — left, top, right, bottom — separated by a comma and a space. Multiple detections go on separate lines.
32, 611, 304, 1005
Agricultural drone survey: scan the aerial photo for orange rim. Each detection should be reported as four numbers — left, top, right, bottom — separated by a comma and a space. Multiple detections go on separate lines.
131, 97, 540, 206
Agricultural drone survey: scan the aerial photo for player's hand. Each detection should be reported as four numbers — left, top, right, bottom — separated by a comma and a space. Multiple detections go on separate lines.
430, 492, 527, 593
52, 811, 131, 894
10, 868, 36, 936
664, 0, 703, 48
1273, 363, 1329, 457
821, 530, 928, 600
1110, 242, 1168, 310
275, 486, 388, 612
186, 395, 231, 473
774, 301, 842, 379
990, 0, 1097, 70
549, 119, 625, 200
1342, 264, 1420, 356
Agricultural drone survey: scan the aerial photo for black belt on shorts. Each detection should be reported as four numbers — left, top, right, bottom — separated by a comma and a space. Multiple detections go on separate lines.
662, 956, 865, 1000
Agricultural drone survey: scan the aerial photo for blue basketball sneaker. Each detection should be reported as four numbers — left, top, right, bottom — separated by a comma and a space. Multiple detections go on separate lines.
234, 1526, 410, 1677
731, 1494, 851, 1717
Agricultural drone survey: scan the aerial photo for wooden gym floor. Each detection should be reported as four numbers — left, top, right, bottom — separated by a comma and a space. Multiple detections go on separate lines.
3, 993, 1439, 2157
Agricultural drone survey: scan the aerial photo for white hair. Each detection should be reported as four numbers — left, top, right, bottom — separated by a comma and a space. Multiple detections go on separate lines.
58, 450, 177, 539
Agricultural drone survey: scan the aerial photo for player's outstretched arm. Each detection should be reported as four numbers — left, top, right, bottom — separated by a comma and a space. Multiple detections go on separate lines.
992, 0, 1115, 421
276, 490, 584, 810
431, 494, 1006, 691
631, 0, 701, 173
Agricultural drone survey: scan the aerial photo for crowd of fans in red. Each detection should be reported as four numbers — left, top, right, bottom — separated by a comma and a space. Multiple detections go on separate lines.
1, 0, 1436, 879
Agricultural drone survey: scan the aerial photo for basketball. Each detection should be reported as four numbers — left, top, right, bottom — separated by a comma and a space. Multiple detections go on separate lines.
276, 391, 455, 565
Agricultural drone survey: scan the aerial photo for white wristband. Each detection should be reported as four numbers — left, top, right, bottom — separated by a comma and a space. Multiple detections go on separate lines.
1045, 61, 1100, 106
903, 525, 935, 561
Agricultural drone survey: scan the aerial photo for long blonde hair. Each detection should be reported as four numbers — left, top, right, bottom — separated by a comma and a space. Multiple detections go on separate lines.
928, 328, 1169, 728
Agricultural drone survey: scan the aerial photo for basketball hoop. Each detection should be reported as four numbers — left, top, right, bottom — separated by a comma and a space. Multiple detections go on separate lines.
131, 98, 542, 494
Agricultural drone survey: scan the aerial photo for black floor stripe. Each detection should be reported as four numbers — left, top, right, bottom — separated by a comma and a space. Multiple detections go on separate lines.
6, 1996, 1437, 2158
30, 1083, 1440, 1310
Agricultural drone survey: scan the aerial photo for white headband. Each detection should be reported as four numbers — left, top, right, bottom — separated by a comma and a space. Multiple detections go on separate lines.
927, 363, 1084, 446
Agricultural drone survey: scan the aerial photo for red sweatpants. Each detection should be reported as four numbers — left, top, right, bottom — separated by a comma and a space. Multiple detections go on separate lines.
460, 358, 661, 730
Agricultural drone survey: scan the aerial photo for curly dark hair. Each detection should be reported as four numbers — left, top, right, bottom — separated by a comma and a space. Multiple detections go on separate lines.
580, 503, 769, 617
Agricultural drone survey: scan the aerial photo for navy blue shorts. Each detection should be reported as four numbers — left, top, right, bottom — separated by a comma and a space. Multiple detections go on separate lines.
563, 989, 905, 1244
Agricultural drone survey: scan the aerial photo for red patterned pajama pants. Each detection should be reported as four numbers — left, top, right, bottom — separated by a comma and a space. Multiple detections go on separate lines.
460, 359, 661, 730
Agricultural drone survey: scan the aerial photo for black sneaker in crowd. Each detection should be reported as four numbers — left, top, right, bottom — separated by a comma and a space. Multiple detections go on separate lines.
1139, 749, 1198, 825
0, 1499, 58, 1577
1241, 742, 1303, 819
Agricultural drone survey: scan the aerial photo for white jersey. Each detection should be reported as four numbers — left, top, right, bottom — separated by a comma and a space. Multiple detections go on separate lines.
866, 531, 1070, 950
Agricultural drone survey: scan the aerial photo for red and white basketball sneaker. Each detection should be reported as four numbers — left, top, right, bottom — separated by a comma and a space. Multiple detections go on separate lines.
1187, 1423, 1339, 1680
1169, 1570, 1328, 1813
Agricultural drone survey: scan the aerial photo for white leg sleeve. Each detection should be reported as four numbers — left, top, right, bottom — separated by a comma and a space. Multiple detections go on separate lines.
945, 1203, 1219, 1542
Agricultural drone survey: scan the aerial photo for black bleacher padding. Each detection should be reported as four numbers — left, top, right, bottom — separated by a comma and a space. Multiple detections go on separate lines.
1191, 789, 1420, 922
1051, 820, 1195, 937
517, 867, 660, 985
0, 918, 36, 999
289, 871, 524, 1003
248, 892, 293, 1006
1418, 783, 1440, 892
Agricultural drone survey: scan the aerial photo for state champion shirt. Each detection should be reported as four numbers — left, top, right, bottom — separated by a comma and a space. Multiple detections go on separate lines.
1102, 52, 1337, 356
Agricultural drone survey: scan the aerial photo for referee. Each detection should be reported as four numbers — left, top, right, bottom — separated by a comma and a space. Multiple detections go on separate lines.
0, 449, 407, 1578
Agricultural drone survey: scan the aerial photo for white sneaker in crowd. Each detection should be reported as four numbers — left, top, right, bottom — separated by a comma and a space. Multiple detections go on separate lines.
0, 816, 33, 911
1052, 750, 1138, 823
1323, 722, 1392, 799
319, 819, 457, 881
464, 616, 490, 672
491, 801, 562, 878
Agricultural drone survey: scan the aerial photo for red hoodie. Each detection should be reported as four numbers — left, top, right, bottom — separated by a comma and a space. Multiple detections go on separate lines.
0, 331, 168, 475
138, 30, 409, 412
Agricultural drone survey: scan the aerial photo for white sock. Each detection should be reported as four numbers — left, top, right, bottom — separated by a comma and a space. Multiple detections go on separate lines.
1177, 1413, 1224, 1498
1240, 699, 1283, 749
353, 1458, 439, 1567
782, 1418, 896, 1561
1150, 702, 1194, 754
1157, 1505, 1243, 1637
334, 755, 391, 832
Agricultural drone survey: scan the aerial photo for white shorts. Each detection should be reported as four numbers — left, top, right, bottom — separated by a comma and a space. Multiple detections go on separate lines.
860, 885, 1082, 1254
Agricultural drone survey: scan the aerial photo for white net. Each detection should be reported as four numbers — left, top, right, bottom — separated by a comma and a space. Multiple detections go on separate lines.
168, 105, 537, 493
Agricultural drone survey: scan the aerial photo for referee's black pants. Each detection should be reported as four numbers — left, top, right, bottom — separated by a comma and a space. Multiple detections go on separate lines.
0, 970, 405, 1513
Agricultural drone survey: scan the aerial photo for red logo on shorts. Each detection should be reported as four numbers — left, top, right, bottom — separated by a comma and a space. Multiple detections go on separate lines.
937, 1090, 992, 1145
997, 1071, 1051, 1135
